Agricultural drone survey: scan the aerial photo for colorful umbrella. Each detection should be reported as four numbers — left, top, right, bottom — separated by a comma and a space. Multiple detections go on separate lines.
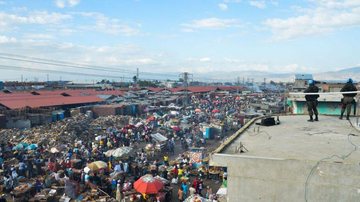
87, 161, 108, 171
212, 109, 220, 113
134, 174, 164, 194
195, 109, 201, 113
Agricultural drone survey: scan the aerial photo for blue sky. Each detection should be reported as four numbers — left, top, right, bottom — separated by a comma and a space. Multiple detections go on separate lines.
0, 0, 359, 81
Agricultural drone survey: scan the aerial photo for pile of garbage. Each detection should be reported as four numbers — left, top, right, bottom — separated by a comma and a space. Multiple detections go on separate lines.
0, 114, 132, 147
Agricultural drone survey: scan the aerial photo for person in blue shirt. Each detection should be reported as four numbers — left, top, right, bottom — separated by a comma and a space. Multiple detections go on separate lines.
181, 182, 189, 199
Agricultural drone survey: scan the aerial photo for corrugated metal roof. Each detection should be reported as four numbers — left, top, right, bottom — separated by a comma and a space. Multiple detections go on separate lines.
0, 95, 103, 109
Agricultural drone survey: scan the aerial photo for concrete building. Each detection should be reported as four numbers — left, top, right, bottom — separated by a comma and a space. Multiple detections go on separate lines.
210, 115, 360, 202
293, 74, 313, 92
287, 92, 360, 116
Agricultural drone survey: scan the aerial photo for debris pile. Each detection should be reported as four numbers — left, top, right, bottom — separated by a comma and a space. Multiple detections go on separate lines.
0, 114, 132, 147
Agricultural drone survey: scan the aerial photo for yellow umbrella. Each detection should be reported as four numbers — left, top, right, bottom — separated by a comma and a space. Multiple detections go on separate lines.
87, 161, 108, 171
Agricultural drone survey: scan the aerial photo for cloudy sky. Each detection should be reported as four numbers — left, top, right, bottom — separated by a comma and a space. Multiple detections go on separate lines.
0, 0, 359, 81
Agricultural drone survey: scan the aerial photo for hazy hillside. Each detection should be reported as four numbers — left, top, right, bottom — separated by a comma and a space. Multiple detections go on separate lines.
197, 67, 360, 82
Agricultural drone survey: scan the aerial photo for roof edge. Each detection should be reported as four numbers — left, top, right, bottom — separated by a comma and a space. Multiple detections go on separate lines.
211, 116, 263, 154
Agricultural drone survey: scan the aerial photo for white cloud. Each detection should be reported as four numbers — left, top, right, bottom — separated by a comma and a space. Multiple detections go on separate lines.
55, 0, 81, 8
311, 0, 360, 9
224, 0, 242, 3
187, 57, 212, 62
55, 0, 65, 8
199, 57, 211, 62
182, 18, 241, 30
68, 0, 81, 7
264, 0, 360, 40
76, 12, 140, 36
0, 11, 72, 31
249, 1, 266, 9
0, 35, 17, 44
218, 3, 228, 11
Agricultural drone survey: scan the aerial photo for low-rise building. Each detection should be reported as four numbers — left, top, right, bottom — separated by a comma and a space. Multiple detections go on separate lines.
210, 115, 360, 202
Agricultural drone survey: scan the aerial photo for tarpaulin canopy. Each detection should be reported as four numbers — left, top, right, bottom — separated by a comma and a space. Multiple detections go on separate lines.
87, 161, 107, 171
104, 147, 132, 157
151, 133, 168, 142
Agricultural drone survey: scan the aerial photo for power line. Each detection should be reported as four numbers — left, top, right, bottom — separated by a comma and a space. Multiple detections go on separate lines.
0, 53, 180, 78
0, 64, 176, 82
0, 64, 133, 80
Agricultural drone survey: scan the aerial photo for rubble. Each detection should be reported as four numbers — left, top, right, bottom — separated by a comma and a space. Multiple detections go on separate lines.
0, 114, 132, 147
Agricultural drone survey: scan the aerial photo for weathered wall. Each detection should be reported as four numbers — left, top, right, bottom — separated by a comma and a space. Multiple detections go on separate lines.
211, 154, 360, 202
292, 101, 349, 116
6, 119, 31, 129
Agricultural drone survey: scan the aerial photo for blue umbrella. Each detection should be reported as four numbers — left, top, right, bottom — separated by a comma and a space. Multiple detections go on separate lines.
12, 143, 29, 151
26, 144, 38, 150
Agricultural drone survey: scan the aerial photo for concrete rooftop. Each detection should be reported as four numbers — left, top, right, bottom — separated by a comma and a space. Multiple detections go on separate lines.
222, 115, 360, 163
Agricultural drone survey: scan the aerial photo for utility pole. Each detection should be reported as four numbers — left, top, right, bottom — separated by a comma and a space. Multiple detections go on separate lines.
47, 74, 49, 83
136, 68, 139, 81
180, 72, 192, 106
263, 78, 266, 88
237, 76, 240, 94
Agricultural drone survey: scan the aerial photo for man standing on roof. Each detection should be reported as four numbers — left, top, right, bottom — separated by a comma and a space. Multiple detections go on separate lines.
340, 78, 357, 120
304, 80, 319, 122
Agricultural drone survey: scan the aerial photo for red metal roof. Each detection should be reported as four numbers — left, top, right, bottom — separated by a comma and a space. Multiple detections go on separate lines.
0, 95, 103, 109
147, 87, 165, 92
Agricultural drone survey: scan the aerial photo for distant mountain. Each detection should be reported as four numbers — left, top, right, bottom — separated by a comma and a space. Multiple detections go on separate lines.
314, 66, 360, 81
199, 71, 293, 82
336, 66, 360, 73
196, 66, 360, 82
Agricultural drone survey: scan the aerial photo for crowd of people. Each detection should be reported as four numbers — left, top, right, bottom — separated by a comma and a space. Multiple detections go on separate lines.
0, 94, 242, 201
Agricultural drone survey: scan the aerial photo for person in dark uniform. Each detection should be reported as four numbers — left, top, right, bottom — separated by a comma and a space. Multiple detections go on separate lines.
304, 80, 319, 122
340, 78, 357, 120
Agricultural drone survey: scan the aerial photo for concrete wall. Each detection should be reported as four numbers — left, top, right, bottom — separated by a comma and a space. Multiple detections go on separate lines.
211, 154, 360, 202
290, 101, 353, 116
